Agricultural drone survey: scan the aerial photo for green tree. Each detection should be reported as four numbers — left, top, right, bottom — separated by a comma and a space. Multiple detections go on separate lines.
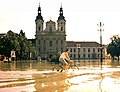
17, 30, 34, 60
0, 30, 20, 59
107, 35, 120, 61
0, 30, 35, 60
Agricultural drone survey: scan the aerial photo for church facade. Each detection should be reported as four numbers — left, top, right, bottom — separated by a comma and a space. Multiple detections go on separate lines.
35, 4, 66, 59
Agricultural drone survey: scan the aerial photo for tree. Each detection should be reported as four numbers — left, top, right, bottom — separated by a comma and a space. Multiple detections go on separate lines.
0, 30, 35, 60
0, 30, 20, 59
107, 35, 120, 61
17, 30, 35, 60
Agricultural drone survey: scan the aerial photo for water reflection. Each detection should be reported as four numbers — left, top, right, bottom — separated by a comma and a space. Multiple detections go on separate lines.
33, 72, 70, 92
0, 60, 120, 92
0, 60, 54, 71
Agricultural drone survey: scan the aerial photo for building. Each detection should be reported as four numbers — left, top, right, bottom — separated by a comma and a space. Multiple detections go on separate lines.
66, 41, 105, 60
35, 4, 66, 59
0, 4, 107, 61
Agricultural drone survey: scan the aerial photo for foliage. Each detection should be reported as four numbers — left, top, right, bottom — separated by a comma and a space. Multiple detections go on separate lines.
107, 35, 120, 61
0, 30, 35, 60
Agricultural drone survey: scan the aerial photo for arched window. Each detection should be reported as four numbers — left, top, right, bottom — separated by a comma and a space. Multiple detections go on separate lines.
61, 27, 63, 31
38, 26, 41, 31
49, 27, 52, 32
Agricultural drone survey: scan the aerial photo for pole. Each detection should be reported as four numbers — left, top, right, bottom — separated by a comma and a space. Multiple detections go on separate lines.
97, 22, 104, 66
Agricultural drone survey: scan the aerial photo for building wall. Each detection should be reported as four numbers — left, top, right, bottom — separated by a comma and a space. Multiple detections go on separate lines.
66, 42, 105, 60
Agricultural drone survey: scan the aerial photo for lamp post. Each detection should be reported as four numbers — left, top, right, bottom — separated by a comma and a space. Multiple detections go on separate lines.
97, 22, 104, 63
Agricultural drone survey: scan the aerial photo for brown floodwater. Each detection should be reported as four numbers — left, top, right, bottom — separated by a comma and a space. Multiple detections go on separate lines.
0, 60, 120, 92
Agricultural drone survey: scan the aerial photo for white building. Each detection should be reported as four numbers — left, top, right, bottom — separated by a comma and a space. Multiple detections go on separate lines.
66, 41, 105, 60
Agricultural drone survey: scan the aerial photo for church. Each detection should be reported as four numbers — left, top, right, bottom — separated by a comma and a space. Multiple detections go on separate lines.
33, 4, 106, 60
35, 4, 66, 59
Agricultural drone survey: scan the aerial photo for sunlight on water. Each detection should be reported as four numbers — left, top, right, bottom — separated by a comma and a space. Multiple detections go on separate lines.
0, 60, 120, 92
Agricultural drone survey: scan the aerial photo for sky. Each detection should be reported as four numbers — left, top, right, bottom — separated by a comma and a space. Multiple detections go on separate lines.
0, 0, 120, 45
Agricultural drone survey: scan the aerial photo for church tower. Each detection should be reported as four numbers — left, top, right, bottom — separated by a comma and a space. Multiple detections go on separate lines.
35, 4, 66, 60
35, 3, 44, 58
35, 3, 44, 33
57, 5, 66, 32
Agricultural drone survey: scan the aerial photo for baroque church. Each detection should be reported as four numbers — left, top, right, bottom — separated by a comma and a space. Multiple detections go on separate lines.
35, 4, 66, 59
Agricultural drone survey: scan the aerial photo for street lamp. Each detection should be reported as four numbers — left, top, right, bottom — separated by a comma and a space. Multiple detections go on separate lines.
97, 22, 104, 63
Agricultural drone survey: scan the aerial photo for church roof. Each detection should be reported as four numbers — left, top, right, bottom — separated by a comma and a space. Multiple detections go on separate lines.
46, 20, 55, 24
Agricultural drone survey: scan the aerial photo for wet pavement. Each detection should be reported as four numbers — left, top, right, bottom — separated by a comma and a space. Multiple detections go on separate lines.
0, 60, 120, 92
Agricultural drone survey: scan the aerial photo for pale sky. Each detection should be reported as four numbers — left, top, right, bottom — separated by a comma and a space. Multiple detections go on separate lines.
0, 0, 120, 45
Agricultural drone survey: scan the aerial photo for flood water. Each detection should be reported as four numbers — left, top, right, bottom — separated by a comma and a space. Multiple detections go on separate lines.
0, 60, 120, 92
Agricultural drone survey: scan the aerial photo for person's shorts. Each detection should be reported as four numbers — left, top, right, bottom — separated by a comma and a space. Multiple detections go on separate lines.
59, 58, 68, 65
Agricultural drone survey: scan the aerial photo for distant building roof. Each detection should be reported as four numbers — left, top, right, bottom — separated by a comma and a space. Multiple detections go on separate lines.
66, 41, 101, 47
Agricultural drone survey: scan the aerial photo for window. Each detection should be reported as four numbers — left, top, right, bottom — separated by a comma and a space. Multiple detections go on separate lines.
49, 27, 52, 32
70, 48, 72, 52
74, 48, 76, 52
78, 48, 80, 52
74, 54, 76, 58
78, 54, 80, 58
49, 41, 52, 47
88, 48, 90, 52
83, 54, 86, 58
61, 27, 63, 31
93, 48, 95, 52
38, 26, 41, 31
83, 48, 86, 52
88, 54, 90, 58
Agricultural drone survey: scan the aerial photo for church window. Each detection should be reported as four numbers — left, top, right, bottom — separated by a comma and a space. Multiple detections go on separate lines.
61, 27, 63, 31
38, 26, 41, 31
49, 27, 52, 32
49, 41, 52, 47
